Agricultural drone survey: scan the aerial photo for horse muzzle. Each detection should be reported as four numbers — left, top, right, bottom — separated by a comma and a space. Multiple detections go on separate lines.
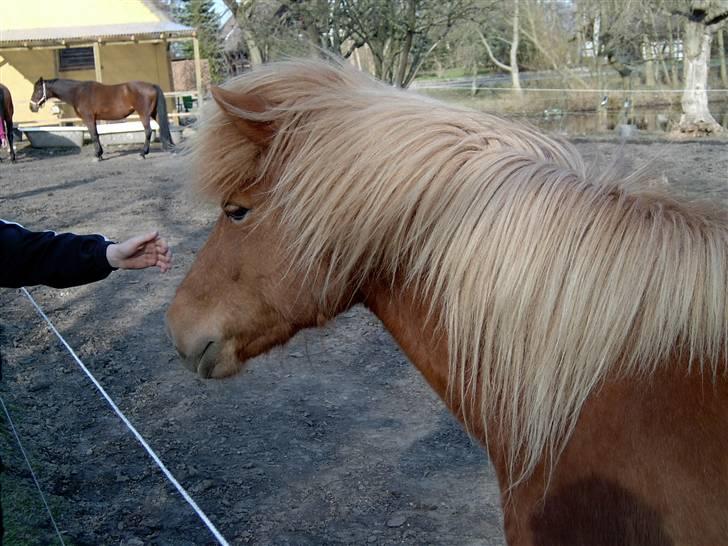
165, 323, 220, 378
165, 314, 243, 379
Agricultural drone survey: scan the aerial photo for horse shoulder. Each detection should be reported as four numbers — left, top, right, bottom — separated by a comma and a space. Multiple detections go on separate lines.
502, 364, 728, 546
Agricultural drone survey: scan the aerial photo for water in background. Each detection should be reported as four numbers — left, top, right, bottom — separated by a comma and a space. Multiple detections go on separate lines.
516, 104, 728, 136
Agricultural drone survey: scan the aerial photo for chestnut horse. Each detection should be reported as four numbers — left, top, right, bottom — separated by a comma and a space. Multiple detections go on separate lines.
29, 77, 173, 160
0, 83, 16, 162
166, 59, 728, 546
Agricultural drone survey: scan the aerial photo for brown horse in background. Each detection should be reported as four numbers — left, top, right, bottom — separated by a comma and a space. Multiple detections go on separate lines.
30, 77, 173, 160
0, 83, 16, 163
166, 59, 728, 545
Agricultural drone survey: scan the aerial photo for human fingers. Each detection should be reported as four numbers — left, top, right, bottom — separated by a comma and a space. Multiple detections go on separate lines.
124, 231, 159, 251
156, 245, 173, 273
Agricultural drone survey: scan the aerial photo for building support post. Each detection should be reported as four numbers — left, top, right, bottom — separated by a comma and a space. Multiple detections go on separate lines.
193, 36, 203, 112
93, 41, 103, 82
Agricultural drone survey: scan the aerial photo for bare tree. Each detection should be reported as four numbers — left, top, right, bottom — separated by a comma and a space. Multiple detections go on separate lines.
343, 0, 476, 87
669, 0, 728, 134
719, 28, 728, 86
477, 0, 522, 94
520, 0, 580, 77
276, 0, 365, 58
222, 0, 265, 66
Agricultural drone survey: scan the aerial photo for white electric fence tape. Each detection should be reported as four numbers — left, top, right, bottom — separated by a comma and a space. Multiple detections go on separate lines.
20, 287, 230, 546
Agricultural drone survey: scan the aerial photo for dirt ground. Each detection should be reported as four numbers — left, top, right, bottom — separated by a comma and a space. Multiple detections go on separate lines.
0, 135, 726, 546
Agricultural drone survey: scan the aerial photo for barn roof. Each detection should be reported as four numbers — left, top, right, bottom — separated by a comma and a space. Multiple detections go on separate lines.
0, 0, 194, 49
0, 22, 194, 46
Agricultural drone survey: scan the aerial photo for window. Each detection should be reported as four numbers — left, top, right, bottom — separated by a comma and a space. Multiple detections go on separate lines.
58, 47, 95, 71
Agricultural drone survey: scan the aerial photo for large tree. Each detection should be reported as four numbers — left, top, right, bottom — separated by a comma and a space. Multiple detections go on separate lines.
477, 0, 522, 94
221, 0, 267, 66
176, 0, 225, 81
343, 0, 476, 87
670, 0, 728, 134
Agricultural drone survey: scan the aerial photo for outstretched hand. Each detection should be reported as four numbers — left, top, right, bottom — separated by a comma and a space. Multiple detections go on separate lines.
106, 231, 172, 272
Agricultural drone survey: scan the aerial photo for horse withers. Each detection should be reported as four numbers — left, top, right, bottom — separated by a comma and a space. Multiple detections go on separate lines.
0, 83, 16, 163
165, 60, 728, 546
29, 77, 174, 160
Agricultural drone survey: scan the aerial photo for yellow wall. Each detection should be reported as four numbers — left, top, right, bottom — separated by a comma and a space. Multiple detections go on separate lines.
0, 43, 173, 124
0, 0, 175, 124
2, 0, 160, 29
0, 49, 55, 123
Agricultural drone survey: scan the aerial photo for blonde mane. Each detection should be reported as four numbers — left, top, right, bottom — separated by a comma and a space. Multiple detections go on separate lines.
195, 59, 728, 486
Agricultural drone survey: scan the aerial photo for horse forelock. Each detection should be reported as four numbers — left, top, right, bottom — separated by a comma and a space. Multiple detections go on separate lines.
194, 58, 728, 487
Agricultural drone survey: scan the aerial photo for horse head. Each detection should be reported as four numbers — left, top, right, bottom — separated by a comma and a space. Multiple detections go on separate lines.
166, 75, 358, 378
29, 77, 47, 112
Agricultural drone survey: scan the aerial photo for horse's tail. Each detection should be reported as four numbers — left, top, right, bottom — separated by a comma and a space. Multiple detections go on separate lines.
153, 85, 174, 150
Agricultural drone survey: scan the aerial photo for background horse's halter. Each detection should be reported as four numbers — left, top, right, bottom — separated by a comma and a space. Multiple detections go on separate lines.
30, 81, 47, 109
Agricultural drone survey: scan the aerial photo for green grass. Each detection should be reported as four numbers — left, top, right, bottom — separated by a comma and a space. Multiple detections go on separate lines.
0, 411, 74, 545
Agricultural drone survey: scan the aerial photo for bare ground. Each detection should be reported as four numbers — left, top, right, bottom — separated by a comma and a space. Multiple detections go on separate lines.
0, 136, 726, 545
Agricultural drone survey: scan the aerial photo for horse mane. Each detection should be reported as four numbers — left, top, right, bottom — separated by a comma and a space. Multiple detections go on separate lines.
194, 58, 728, 486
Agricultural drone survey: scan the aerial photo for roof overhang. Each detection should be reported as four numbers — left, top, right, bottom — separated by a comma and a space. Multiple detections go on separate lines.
0, 22, 196, 50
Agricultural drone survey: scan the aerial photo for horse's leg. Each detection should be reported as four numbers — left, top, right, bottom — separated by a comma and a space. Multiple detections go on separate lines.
140, 116, 152, 159
85, 118, 103, 161
7, 114, 15, 163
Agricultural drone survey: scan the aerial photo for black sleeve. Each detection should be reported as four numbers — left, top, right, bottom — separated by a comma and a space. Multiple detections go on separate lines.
0, 220, 116, 288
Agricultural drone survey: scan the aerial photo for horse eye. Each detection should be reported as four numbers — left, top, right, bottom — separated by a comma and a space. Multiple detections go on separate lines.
224, 206, 250, 223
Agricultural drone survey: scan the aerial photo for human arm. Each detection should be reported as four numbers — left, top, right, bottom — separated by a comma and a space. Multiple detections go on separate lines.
1, 221, 172, 288
0, 220, 114, 288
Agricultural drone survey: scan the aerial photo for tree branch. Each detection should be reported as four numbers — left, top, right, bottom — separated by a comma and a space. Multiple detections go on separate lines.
477, 30, 512, 72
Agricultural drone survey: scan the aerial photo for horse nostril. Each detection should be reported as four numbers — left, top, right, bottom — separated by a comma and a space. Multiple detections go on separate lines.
194, 339, 222, 378
200, 341, 214, 358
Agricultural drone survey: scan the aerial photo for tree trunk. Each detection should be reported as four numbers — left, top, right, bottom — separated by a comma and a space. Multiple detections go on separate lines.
657, 43, 672, 86
241, 28, 263, 67
510, 0, 522, 94
471, 61, 478, 97
678, 20, 722, 134
221, 0, 263, 68
478, 0, 521, 95
718, 29, 728, 87
643, 35, 656, 87
669, 18, 680, 85
394, 0, 416, 88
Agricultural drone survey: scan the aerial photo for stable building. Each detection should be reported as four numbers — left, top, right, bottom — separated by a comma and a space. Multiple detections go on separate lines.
0, 0, 200, 125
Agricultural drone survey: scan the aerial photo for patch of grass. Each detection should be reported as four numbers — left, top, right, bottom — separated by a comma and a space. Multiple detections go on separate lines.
0, 411, 74, 545
417, 67, 479, 80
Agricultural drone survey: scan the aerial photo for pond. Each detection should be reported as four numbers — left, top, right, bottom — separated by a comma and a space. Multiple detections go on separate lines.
516, 103, 728, 136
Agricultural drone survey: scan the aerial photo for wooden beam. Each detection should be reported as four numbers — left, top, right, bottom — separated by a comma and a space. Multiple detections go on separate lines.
0, 34, 196, 52
193, 36, 203, 111
93, 41, 103, 82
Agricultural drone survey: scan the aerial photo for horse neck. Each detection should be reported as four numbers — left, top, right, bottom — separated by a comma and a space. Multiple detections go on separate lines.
47, 80, 79, 101
360, 281, 488, 442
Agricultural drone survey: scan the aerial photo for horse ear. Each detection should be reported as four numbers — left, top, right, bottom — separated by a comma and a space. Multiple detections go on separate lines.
210, 86, 273, 147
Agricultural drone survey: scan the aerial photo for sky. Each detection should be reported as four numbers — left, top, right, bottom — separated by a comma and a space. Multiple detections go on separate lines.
212, 0, 230, 17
